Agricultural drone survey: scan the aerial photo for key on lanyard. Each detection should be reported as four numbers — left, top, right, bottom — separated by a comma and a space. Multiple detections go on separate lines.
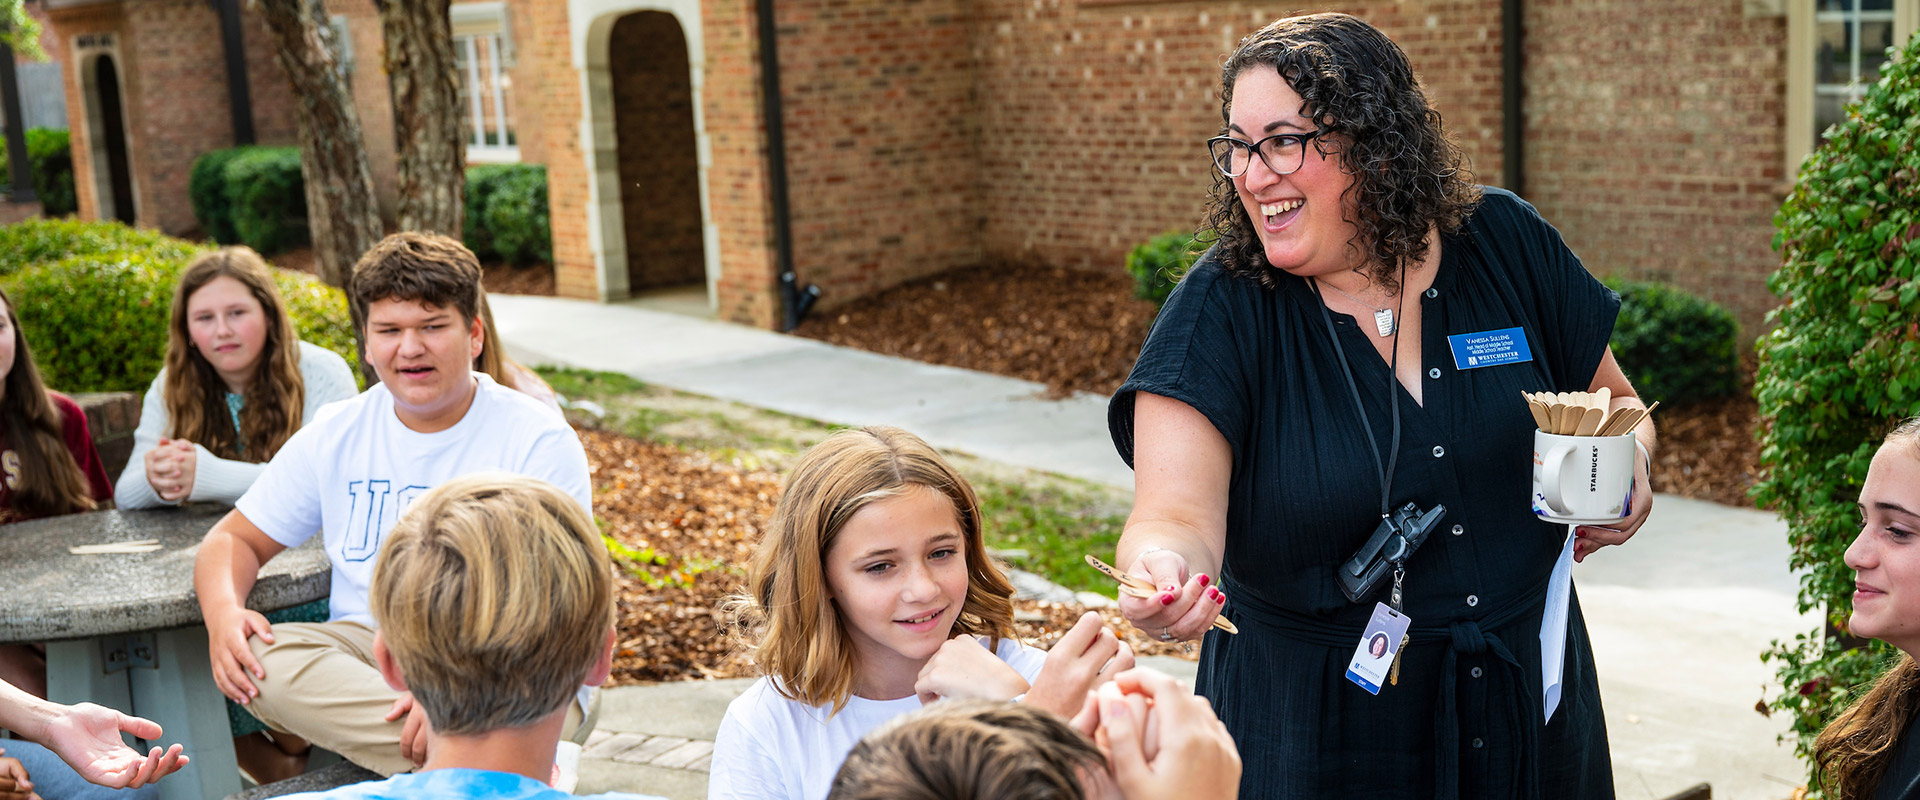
1388, 564, 1410, 686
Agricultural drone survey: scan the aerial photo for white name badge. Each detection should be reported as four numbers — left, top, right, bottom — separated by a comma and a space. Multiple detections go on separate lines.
1346, 602, 1412, 695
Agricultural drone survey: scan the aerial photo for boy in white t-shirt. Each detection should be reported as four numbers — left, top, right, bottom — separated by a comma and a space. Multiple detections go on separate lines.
191, 233, 593, 778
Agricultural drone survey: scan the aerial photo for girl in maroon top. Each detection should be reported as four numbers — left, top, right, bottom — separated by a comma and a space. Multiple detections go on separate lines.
0, 285, 113, 698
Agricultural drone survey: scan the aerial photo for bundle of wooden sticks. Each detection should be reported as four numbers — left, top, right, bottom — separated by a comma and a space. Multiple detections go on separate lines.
1523, 388, 1657, 437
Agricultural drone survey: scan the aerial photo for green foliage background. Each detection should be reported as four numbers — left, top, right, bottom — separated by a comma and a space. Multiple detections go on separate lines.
1125, 230, 1203, 308
0, 130, 77, 217
1754, 33, 1920, 789
464, 164, 552, 265
0, 220, 358, 392
188, 147, 307, 255
1604, 278, 1741, 406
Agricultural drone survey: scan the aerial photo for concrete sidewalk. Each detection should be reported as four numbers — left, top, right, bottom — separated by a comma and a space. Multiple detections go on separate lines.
492, 294, 1816, 800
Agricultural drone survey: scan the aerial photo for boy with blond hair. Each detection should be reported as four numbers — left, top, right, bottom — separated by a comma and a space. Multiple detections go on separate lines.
280, 474, 657, 800
193, 233, 594, 777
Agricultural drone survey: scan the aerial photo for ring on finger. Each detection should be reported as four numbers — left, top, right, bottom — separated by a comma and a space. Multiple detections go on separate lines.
1158, 626, 1175, 642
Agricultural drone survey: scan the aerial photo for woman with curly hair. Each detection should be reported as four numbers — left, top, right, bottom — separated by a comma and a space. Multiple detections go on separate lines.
1813, 418, 1920, 800
114, 247, 357, 509
1107, 13, 1654, 798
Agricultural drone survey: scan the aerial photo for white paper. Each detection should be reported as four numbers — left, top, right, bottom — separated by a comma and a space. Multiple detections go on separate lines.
1540, 526, 1576, 724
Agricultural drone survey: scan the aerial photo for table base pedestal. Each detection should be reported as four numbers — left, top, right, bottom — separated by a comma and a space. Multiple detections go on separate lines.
47, 628, 242, 800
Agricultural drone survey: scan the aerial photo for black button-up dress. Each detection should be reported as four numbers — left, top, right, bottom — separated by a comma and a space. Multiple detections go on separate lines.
1110, 188, 1619, 799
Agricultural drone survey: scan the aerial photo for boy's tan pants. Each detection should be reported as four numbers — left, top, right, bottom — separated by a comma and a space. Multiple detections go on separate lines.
242, 621, 597, 776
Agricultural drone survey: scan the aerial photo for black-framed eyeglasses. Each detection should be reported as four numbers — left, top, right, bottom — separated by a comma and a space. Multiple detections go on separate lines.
1206, 130, 1329, 178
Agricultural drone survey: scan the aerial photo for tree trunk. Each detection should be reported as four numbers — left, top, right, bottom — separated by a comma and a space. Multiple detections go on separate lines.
376, 0, 464, 237
253, 0, 382, 381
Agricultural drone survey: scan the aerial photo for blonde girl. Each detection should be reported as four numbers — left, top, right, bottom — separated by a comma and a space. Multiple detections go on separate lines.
114, 247, 357, 509
1814, 417, 1920, 800
710, 426, 1132, 800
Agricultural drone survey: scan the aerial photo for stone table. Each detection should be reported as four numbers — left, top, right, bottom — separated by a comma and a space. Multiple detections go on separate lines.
0, 505, 330, 800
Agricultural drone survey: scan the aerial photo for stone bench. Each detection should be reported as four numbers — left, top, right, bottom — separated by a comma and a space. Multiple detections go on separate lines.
223, 760, 381, 800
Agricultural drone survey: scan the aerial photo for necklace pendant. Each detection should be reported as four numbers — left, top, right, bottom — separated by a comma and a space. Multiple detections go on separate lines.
1373, 309, 1395, 337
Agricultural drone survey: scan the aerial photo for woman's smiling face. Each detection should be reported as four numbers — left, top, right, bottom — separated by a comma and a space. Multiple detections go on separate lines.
1227, 67, 1363, 279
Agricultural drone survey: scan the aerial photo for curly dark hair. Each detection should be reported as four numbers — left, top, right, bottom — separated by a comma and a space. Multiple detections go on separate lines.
1202, 13, 1481, 293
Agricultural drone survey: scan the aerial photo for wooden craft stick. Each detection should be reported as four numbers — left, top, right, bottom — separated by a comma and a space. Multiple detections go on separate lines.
1085, 554, 1237, 634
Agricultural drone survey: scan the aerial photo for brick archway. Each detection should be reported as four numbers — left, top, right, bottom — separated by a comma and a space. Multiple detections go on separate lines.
77, 48, 136, 225
607, 12, 704, 295
575, 0, 717, 305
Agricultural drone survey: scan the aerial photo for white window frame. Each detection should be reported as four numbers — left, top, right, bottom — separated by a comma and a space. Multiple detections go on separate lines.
451, 2, 519, 163
1786, 0, 1918, 178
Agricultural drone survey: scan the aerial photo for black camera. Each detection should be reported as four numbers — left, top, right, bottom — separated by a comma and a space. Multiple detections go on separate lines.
1336, 502, 1448, 604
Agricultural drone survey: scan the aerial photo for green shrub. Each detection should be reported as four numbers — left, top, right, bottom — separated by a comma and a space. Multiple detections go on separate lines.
6, 251, 180, 393
0, 220, 359, 392
0, 218, 199, 278
1125, 231, 1202, 308
1755, 33, 1920, 785
189, 147, 250, 245
464, 164, 550, 265
0, 129, 77, 217
224, 148, 307, 255
1604, 279, 1740, 407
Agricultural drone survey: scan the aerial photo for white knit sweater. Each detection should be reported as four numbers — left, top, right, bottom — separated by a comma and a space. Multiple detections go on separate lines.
113, 341, 359, 509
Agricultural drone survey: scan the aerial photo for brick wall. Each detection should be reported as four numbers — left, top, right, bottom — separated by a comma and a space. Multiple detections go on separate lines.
768, 0, 981, 311
1525, 0, 1786, 336
514, 0, 593, 300
47, 3, 128, 227
609, 11, 706, 292
970, 1, 1506, 275
120, 0, 232, 234
72, 391, 140, 483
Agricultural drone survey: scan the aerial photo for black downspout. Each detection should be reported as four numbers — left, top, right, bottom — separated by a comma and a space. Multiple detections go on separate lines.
213, 0, 255, 145
0, 35, 35, 203
755, 0, 817, 331
1501, 0, 1524, 198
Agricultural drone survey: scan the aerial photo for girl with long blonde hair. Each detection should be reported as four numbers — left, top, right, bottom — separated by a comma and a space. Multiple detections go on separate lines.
114, 247, 357, 508
710, 426, 1134, 800
1814, 417, 1920, 800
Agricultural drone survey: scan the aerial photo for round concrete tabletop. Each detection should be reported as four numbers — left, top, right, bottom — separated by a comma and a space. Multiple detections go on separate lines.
0, 505, 331, 642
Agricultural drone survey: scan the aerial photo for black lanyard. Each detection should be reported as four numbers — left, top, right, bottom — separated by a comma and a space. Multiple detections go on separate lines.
1308, 264, 1407, 519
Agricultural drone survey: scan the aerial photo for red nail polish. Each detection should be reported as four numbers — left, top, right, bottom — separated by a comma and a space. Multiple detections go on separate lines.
1198, 574, 1211, 588
1211, 587, 1225, 602
1159, 594, 1175, 606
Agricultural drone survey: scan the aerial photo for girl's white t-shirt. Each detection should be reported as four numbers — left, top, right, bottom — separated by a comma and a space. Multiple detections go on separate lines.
707, 637, 1048, 800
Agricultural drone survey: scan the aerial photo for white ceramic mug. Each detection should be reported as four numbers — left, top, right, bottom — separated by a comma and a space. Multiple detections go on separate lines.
1531, 431, 1636, 524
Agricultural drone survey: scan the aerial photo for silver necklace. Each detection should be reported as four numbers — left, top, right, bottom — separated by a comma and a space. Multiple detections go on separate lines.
1318, 279, 1397, 337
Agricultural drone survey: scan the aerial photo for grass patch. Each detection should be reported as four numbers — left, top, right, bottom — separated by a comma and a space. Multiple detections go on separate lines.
543, 366, 647, 397
977, 479, 1128, 595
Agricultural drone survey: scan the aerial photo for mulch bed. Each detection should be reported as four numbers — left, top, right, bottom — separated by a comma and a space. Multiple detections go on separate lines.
795, 263, 1764, 509
580, 427, 1189, 686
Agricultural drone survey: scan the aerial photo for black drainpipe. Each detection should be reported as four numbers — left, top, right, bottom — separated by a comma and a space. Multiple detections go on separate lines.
0, 36, 34, 203
1501, 0, 1524, 197
211, 0, 256, 145
755, 0, 818, 331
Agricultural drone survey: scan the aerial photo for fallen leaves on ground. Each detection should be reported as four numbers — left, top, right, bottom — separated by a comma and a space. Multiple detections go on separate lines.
795, 263, 1157, 399
584, 427, 1189, 686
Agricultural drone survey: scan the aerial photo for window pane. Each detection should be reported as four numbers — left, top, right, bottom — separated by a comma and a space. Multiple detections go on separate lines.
1861, 21, 1894, 80
1815, 19, 1852, 84
1814, 92, 1850, 139
1860, 0, 1892, 11
1817, 0, 1850, 11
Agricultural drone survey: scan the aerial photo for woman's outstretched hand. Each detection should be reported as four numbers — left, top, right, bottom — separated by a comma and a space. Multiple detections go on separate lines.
1115, 549, 1225, 643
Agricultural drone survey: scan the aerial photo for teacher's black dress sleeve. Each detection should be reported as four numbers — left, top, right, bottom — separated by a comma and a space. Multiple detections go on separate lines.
1109, 249, 1265, 468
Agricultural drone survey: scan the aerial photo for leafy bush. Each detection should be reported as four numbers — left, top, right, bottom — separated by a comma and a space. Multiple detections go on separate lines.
1755, 33, 1920, 783
225, 148, 307, 255
187, 146, 306, 255
189, 147, 250, 245
0, 218, 199, 278
1604, 279, 1740, 407
0, 129, 77, 217
464, 164, 551, 265
0, 220, 359, 392
1126, 231, 1203, 308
